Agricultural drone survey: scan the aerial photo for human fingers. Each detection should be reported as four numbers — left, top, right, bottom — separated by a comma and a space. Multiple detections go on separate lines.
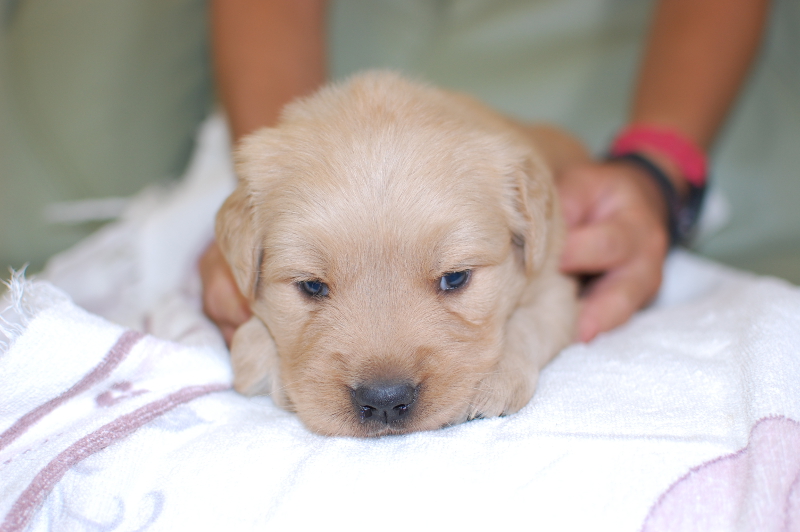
575, 256, 664, 342
560, 219, 635, 274
203, 276, 250, 345
556, 159, 671, 339
556, 165, 605, 228
218, 323, 239, 347
199, 242, 252, 345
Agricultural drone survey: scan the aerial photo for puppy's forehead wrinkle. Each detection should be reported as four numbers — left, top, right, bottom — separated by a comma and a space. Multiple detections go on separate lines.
260, 176, 514, 279
273, 89, 521, 186
251, 113, 526, 264
261, 224, 475, 284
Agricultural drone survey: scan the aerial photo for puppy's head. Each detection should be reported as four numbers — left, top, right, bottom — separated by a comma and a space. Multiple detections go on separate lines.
216, 72, 559, 436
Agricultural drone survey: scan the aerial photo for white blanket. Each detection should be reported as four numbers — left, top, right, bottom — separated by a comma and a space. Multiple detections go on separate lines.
2, 118, 799, 532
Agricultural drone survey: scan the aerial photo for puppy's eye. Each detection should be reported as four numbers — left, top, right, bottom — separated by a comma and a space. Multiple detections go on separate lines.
299, 280, 330, 298
439, 270, 471, 291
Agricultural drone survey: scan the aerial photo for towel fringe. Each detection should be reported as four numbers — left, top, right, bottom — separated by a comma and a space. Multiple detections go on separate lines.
0, 268, 72, 353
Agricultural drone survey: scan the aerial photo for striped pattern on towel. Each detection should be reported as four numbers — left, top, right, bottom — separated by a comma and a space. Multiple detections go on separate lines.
0, 280, 231, 532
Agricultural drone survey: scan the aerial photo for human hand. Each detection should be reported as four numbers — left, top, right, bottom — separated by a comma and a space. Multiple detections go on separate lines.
557, 160, 671, 342
199, 241, 252, 346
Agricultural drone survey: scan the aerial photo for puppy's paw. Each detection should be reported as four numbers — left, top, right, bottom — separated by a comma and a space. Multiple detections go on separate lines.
467, 365, 538, 420
230, 316, 289, 408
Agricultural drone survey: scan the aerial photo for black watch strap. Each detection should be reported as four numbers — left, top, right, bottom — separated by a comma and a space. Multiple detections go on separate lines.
607, 152, 706, 247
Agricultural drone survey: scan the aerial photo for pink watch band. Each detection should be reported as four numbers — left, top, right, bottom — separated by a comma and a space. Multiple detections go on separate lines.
610, 125, 708, 187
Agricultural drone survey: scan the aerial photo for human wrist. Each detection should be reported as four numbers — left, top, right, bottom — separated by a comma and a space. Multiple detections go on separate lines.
629, 147, 688, 198
610, 124, 707, 195
608, 125, 708, 246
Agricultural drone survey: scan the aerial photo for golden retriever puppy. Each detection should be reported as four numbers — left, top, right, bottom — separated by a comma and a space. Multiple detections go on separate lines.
216, 71, 586, 437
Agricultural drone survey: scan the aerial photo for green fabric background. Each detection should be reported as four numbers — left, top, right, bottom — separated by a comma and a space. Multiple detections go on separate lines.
0, 0, 212, 271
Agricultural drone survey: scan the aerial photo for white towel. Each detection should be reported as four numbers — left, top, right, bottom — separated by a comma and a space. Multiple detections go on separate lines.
0, 276, 231, 532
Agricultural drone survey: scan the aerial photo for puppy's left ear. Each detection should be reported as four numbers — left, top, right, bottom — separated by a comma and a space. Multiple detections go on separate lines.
504, 150, 558, 276
215, 128, 284, 299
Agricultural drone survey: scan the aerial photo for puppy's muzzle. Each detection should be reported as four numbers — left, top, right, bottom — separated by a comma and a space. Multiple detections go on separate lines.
352, 381, 418, 425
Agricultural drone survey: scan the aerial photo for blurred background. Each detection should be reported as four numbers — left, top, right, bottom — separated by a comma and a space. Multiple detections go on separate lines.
1, 0, 798, 283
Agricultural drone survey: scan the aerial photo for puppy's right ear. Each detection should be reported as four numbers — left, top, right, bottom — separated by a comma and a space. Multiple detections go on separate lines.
215, 128, 284, 299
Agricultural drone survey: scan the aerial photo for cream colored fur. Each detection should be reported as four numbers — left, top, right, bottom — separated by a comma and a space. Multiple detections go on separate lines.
216, 72, 586, 436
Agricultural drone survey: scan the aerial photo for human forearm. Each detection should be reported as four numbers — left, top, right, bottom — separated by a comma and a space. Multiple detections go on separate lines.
632, 0, 771, 150
211, 0, 327, 141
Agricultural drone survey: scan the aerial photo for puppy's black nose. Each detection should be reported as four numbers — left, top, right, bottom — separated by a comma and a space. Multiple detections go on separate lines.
353, 381, 417, 424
